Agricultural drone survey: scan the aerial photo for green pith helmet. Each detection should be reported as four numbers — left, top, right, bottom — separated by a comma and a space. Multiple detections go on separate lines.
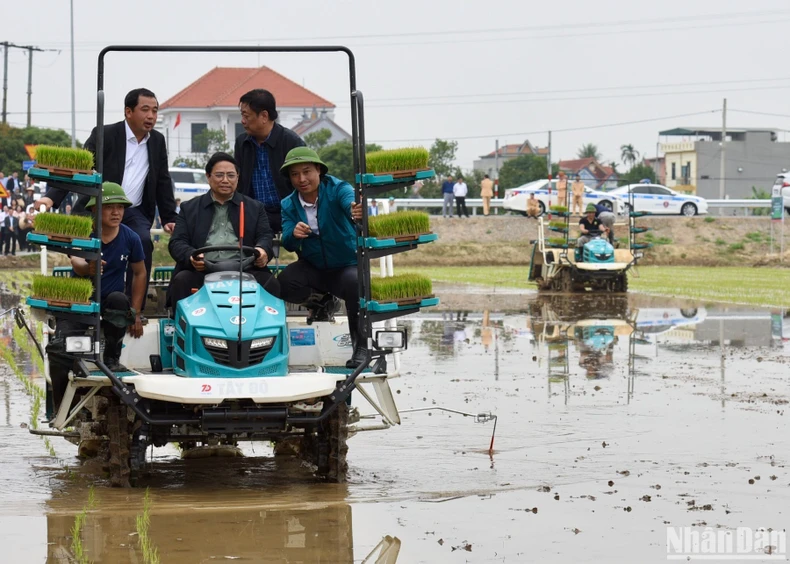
585, 204, 597, 213
86, 182, 132, 210
280, 147, 329, 176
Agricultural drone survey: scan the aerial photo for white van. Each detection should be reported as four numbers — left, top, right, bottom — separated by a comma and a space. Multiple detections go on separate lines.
169, 167, 210, 202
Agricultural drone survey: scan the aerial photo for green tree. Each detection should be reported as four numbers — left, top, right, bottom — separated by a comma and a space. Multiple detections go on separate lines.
620, 143, 640, 167
0, 124, 75, 175
577, 143, 602, 160
748, 186, 770, 216
428, 138, 458, 178
498, 154, 555, 189
618, 163, 657, 185
304, 128, 332, 151
317, 140, 383, 184
192, 129, 231, 166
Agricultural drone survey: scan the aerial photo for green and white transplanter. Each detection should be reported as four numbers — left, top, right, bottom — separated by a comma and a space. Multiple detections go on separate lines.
35, 145, 94, 171
371, 273, 433, 302
31, 274, 93, 304
365, 147, 430, 173
33, 212, 93, 239
368, 211, 431, 238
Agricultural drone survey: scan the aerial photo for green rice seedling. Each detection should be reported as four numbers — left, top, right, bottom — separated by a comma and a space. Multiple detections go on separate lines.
366, 147, 430, 173
136, 488, 160, 564
547, 237, 568, 246
34, 212, 93, 239
35, 145, 94, 171
370, 273, 432, 302
368, 211, 431, 238
32, 274, 93, 303
549, 205, 568, 214
548, 220, 568, 231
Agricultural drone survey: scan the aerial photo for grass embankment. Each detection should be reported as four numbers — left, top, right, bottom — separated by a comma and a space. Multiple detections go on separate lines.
400, 266, 790, 308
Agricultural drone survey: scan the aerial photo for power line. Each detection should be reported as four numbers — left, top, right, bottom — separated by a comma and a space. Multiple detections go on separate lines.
1, 41, 59, 126
730, 109, 790, 119
368, 110, 720, 143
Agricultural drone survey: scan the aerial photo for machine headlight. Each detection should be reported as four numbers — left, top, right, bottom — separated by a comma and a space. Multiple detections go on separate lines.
203, 337, 228, 349
375, 329, 408, 350
250, 337, 274, 349
66, 336, 93, 353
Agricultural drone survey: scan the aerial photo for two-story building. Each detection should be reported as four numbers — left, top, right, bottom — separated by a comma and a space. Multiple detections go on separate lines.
557, 157, 619, 190
157, 66, 336, 162
659, 127, 790, 198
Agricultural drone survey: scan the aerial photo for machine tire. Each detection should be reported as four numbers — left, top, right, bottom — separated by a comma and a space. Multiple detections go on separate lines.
538, 202, 546, 216
316, 402, 349, 483
615, 273, 628, 293
107, 400, 132, 488
681, 203, 697, 216
553, 269, 574, 293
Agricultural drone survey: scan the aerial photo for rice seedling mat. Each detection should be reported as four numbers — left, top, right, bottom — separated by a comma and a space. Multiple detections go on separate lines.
28, 232, 101, 250
356, 168, 435, 187
364, 296, 440, 313
28, 167, 102, 187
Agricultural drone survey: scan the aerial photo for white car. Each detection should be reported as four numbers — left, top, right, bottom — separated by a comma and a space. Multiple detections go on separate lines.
609, 183, 708, 216
169, 167, 210, 202
773, 173, 790, 214
502, 179, 620, 216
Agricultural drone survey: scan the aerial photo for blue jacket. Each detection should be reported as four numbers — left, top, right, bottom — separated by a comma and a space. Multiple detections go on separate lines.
441, 180, 454, 194
281, 175, 357, 269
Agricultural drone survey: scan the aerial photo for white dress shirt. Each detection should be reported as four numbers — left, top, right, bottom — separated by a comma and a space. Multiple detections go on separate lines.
298, 193, 319, 235
453, 181, 468, 197
121, 121, 150, 207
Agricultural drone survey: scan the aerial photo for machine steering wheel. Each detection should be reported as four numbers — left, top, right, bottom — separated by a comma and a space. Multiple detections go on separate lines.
191, 245, 260, 274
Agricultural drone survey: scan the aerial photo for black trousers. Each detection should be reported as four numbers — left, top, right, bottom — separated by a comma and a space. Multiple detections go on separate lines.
264, 208, 282, 235
2, 228, 16, 254
278, 260, 359, 342
168, 268, 281, 307
49, 291, 132, 407
122, 207, 153, 307
455, 197, 469, 217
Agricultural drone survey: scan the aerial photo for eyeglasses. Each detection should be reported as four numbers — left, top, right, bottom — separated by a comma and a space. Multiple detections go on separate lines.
211, 172, 238, 181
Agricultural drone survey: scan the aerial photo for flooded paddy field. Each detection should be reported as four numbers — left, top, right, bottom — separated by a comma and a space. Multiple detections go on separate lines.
0, 284, 788, 563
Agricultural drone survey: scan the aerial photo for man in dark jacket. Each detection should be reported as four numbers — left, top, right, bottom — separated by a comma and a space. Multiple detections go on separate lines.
234, 89, 305, 233
39, 88, 178, 298
278, 147, 365, 368
168, 152, 280, 306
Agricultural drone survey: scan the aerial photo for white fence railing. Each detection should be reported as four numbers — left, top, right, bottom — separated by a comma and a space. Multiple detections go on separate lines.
385, 198, 776, 216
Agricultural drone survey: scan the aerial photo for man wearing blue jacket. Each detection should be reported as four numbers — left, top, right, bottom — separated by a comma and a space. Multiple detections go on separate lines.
278, 148, 364, 368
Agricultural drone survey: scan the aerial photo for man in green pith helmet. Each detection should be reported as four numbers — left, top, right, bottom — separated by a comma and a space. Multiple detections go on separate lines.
48, 182, 147, 415
278, 147, 367, 369
577, 203, 610, 252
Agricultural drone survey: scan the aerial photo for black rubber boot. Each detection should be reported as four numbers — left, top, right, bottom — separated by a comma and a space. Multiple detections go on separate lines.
103, 325, 128, 373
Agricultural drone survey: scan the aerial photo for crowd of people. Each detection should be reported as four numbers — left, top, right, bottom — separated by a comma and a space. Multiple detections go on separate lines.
0, 172, 56, 256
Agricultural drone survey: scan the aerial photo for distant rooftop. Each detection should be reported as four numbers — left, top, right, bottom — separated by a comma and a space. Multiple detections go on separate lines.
659, 126, 778, 141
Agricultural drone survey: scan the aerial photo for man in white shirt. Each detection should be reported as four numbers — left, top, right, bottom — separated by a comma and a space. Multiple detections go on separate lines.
453, 175, 469, 218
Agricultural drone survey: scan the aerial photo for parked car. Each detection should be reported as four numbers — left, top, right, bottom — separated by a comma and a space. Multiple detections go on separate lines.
608, 183, 708, 216
502, 179, 620, 216
773, 172, 790, 214
169, 167, 210, 202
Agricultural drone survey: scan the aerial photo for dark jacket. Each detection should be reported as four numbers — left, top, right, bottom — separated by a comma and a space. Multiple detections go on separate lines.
44, 120, 177, 226
168, 191, 274, 278
281, 175, 357, 270
234, 122, 305, 204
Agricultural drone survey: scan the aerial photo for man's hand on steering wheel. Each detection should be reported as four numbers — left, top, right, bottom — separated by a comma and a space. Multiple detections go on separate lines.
254, 247, 268, 268
190, 253, 206, 272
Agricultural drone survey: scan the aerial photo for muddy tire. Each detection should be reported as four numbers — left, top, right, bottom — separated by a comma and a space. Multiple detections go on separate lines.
553, 269, 574, 293
107, 400, 132, 488
316, 402, 349, 483
614, 273, 628, 293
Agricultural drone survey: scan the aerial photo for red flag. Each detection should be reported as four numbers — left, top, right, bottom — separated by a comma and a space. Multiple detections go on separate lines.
174, 113, 181, 129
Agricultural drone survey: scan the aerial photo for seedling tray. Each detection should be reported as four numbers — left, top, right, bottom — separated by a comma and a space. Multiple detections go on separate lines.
361, 232, 437, 249
28, 232, 101, 250
27, 297, 99, 314
362, 295, 439, 312
356, 168, 435, 186
28, 167, 102, 187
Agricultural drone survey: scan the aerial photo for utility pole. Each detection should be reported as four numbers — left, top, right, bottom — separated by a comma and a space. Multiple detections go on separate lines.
1, 41, 54, 126
70, 0, 77, 147
2, 42, 8, 124
547, 130, 552, 177
719, 97, 727, 213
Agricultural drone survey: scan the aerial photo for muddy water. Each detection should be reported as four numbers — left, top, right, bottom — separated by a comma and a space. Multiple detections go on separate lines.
0, 287, 788, 563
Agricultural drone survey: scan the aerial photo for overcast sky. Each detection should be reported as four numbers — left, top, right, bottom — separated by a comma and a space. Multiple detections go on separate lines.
2, 0, 789, 171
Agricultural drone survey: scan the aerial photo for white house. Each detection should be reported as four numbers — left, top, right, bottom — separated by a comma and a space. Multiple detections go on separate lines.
157, 66, 336, 162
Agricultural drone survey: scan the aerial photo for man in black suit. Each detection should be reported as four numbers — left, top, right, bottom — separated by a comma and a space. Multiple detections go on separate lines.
39, 88, 178, 297
167, 152, 280, 306
234, 89, 305, 233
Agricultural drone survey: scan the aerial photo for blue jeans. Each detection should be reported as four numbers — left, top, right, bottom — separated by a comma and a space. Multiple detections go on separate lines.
122, 206, 153, 307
